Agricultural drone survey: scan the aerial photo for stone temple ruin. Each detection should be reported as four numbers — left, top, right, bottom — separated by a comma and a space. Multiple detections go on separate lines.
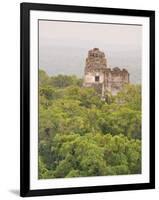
83, 48, 129, 98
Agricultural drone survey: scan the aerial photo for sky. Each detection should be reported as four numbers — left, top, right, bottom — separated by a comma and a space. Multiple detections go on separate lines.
39, 20, 142, 83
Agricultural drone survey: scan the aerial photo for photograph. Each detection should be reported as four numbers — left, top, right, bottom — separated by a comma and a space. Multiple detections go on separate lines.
38, 20, 142, 179
20, 3, 155, 196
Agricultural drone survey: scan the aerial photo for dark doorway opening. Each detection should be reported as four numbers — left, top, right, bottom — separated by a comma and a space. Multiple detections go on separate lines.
95, 76, 100, 82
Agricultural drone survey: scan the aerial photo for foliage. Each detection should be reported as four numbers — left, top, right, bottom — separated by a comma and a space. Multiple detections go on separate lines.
38, 69, 142, 179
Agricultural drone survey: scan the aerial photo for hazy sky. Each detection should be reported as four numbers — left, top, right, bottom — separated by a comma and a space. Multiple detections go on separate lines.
39, 20, 142, 83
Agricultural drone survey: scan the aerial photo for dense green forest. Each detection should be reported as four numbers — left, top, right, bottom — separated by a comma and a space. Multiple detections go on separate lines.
39, 69, 141, 179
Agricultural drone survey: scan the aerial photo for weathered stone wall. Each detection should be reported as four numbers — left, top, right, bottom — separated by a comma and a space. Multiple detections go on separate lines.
83, 71, 105, 87
85, 48, 107, 73
83, 48, 129, 96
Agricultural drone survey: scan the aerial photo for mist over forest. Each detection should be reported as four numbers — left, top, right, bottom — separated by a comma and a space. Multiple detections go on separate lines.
39, 21, 142, 84
39, 45, 141, 84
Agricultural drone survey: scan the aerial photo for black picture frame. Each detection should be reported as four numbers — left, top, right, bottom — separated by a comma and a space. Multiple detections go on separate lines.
20, 2, 155, 197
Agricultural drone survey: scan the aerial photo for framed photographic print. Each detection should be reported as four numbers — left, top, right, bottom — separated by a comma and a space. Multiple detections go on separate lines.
20, 2, 155, 197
